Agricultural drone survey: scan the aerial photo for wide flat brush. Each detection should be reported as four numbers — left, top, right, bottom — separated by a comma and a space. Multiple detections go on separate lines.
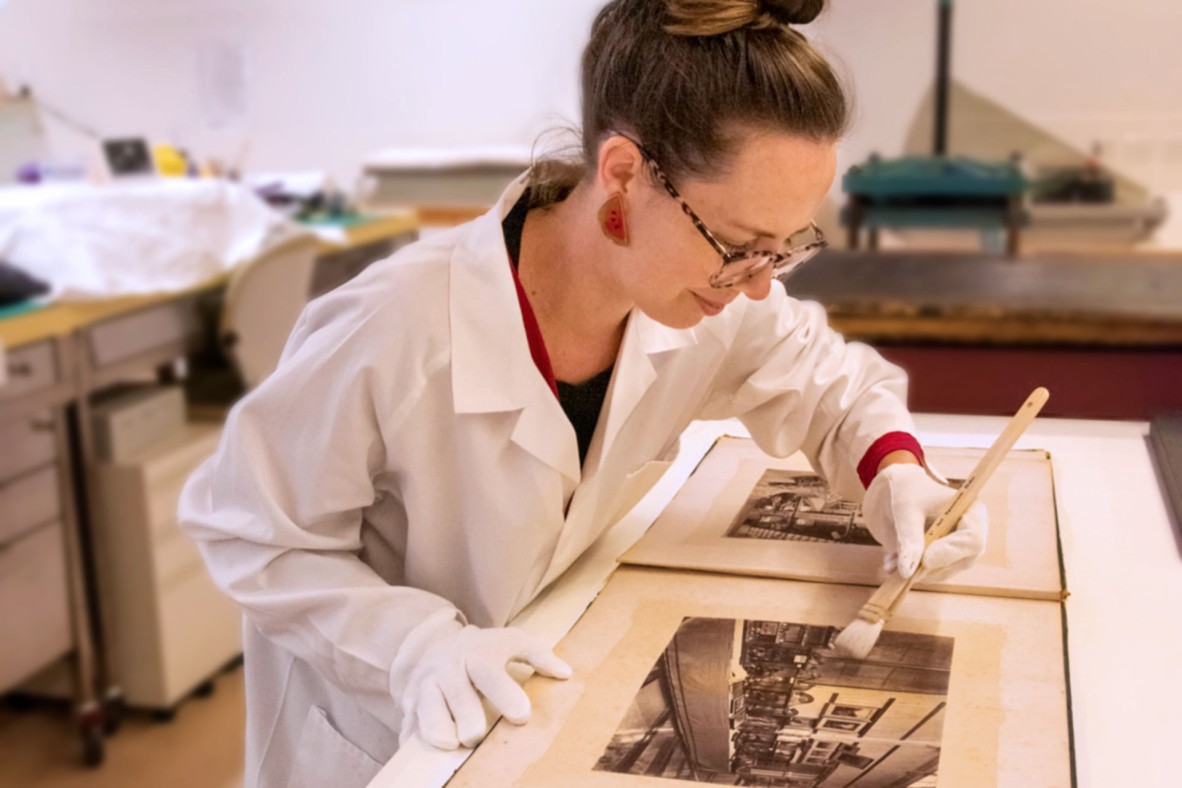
834, 386, 1050, 659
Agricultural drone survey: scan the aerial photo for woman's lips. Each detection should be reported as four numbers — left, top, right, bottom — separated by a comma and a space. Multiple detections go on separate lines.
693, 293, 727, 316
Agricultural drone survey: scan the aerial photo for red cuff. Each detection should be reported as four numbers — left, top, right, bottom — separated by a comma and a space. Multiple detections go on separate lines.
857, 432, 926, 489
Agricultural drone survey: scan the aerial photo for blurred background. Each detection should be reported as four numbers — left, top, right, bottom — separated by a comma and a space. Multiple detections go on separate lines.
0, 1, 1180, 786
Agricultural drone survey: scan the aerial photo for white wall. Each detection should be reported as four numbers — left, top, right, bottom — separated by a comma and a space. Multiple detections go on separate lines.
0, 0, 602, 188
2, 0, 1180, 190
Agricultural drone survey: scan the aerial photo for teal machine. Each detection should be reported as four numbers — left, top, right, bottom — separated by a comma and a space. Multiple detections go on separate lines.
842, 0, 1028, 255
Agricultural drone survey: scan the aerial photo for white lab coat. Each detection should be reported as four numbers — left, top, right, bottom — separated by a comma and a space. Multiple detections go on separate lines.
177, 174, 915, 788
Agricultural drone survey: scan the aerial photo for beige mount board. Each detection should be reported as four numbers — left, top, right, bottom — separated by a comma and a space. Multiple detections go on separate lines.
450, 567, 1072, 787
620, 437, 1064, 601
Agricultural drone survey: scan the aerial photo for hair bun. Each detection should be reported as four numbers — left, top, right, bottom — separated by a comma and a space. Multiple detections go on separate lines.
762, 0, 824, 25
664, 0, 825, 37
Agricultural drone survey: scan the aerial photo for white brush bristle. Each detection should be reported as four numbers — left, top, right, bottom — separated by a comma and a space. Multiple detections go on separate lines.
834, 618, 885, 659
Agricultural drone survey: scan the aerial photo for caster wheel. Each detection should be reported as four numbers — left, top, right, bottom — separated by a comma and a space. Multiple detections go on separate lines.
152, 708, 177, 723
102, 694, 124, 735
81, 721, 105, 767
193, 680, 215, 699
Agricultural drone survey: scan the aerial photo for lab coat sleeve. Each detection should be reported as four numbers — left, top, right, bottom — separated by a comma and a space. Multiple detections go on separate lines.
177, 287, 460, 729
699, 285, 916, 502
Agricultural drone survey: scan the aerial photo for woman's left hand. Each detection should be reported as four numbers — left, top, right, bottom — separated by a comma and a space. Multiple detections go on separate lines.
862, 463, 989, 582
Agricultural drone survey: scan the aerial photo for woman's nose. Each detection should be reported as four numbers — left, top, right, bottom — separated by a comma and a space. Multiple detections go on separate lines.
738, 265, 775, 300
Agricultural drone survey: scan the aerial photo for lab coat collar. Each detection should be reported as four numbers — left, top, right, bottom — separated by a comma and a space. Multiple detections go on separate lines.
447, 173, 705, 482
448, 173, 581, 482
449, 172, 541, 415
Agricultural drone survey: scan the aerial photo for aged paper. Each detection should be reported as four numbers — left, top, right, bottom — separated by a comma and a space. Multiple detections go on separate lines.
451, 568, 1071, 787
620, 437, 1064, 601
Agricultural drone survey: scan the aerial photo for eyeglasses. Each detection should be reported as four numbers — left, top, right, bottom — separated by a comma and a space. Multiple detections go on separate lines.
620, 135, 828, 289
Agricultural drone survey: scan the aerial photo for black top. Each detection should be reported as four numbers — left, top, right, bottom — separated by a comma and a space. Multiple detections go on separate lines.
502, 191, 529, 268
503, 193, 613, 466
557, 367, 614, 465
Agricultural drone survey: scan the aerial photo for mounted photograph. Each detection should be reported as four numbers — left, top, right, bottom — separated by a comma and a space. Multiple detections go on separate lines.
449, 568, 1073, 788
621, 437, 1064, 601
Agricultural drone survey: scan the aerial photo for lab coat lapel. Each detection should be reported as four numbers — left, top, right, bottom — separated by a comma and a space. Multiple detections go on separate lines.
596, 309, 700, 463
448, 176, 580, 484
534, 312, 699, 592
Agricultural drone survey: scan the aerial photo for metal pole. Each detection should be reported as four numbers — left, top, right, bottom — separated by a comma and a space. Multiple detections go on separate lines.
933, 0, 953, 156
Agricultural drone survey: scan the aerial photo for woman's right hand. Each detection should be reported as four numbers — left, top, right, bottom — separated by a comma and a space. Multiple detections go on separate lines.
398, 622, 572, 750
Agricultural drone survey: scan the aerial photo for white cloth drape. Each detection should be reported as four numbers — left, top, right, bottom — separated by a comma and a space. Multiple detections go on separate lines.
0, 179, 292, 301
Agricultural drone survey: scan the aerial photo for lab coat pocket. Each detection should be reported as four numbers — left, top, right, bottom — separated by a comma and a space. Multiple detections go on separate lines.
610, 460, 673, 525
286, 706, 383, 788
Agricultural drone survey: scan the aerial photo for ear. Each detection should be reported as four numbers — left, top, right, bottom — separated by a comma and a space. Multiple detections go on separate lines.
595, 134, 645, 195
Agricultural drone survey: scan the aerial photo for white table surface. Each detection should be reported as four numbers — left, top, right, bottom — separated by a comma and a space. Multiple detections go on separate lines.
370, 413, 1182, 787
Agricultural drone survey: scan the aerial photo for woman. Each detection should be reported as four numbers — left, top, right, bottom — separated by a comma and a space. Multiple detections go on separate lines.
179, 1, 986, 785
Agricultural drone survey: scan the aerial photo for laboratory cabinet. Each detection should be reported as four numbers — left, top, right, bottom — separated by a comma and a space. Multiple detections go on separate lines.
0, 334, 105, 765
0, 461, 70, 691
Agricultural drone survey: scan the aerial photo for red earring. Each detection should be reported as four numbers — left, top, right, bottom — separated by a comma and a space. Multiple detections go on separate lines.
599, 192, 629, 246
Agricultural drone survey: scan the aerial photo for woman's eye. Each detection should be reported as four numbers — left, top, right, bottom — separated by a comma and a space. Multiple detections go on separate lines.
721, 237, 756, 254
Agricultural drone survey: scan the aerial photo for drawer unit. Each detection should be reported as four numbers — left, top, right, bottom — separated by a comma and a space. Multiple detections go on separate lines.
152, 524, 206, 587
0, 520, 72, 690
0, 464, 61, 545
0, 341, 58, 403
0, 412, 56, 480
87, 300, 198, 368
142, 468, 203, 548
90, 420, 241, 709
90, 384, 187, 462
152, 556, 242, 706
100, 549, 240, 711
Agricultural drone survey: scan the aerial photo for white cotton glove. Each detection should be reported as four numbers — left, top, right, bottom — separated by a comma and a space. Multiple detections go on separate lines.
862, 463, 988, 582
398, 620, 572, 751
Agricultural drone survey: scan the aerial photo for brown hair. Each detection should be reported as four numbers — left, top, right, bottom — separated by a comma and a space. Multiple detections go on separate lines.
530, 0, 847, 206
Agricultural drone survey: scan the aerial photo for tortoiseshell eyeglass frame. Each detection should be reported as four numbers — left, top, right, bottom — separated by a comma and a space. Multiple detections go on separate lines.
616, 133, 828, 289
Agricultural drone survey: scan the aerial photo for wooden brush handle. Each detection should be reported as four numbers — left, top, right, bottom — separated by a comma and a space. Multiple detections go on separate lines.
856, 387, 1050, 625
922, 386, 1050, 546
856, 572, 914, 623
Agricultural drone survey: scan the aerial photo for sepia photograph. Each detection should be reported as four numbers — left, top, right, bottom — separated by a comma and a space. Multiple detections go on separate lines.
448, 568, 1073, 788
726, 470, 963, 546
621, 438, 1065, 601
726, 471, 875, 544
595, 616, 951, 786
